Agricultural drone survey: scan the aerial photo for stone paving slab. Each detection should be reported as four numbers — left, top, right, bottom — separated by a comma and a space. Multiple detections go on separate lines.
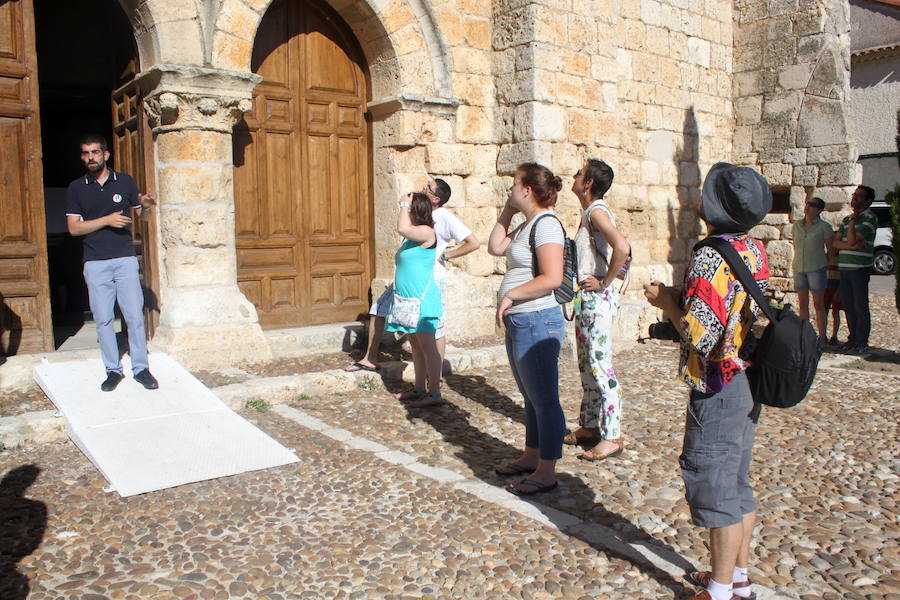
4, 409, 701, 600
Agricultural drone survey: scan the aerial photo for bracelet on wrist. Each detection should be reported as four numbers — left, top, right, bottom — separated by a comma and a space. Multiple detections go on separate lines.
399, 202, 410, 208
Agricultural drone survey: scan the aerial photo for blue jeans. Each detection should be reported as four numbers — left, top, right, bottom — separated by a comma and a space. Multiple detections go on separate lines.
83, 256, 149, 375
504, 305, 565, 461
839, 268, 870, 347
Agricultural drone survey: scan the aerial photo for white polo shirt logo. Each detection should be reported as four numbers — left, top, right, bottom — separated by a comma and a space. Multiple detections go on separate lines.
112, 193, 123, 203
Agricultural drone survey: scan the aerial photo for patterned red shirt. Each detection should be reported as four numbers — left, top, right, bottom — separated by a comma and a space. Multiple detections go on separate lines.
678, 234, 770, 393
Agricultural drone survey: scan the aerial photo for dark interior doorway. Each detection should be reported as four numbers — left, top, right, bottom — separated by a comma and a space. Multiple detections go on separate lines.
34, 0, 138, 348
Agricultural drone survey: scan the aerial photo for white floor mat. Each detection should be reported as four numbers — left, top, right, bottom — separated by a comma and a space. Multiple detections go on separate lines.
33, 353, 298, 497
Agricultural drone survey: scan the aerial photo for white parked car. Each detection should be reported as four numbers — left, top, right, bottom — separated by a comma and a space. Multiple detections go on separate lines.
871, 202, 895, 276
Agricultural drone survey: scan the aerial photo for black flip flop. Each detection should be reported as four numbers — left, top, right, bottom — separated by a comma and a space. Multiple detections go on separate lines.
494, 463, 534, 477
506, 479, 559, 496
344, 362, 379, 372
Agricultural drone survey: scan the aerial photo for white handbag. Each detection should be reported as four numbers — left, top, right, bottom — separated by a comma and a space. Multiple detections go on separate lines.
388, 279, 431, 329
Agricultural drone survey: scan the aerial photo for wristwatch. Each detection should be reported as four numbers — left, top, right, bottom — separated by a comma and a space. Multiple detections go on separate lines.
399, 201, 410, 208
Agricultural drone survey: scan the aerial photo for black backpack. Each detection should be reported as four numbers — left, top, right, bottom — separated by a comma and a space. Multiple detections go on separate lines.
694, 237, 822, 409
530, 213, 578, 320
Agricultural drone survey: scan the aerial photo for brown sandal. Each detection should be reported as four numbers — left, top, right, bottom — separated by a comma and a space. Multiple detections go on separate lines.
563, 429, 600, 446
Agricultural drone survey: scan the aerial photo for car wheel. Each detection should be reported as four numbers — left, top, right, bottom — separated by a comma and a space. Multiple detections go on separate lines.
873, 248, 895, 276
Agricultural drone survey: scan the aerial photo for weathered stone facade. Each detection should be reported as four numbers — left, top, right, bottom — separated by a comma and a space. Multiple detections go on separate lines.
733, 0, 859, 297
108, 0, 858, 368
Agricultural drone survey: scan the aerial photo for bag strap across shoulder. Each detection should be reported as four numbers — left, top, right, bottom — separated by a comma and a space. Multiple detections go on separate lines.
529, 213, 565, 277
694, 236, 775, 323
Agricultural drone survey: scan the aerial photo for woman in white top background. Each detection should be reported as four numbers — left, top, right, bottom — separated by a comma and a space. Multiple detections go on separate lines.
564, 159, 631, 462
487, 162, 566, 496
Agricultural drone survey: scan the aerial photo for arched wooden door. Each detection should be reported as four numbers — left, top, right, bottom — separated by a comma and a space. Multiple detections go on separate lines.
234, 0, 371, 328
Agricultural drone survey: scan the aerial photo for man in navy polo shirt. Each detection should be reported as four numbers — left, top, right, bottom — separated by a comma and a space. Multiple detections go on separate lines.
66, 134, 159, 392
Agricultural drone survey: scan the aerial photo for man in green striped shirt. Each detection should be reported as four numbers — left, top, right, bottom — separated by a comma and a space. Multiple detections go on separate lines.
831, 185, 877, 354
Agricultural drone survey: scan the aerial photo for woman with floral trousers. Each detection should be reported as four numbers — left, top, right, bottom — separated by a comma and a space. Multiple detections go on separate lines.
576, 286, 621, 442
565, 159, 630, 461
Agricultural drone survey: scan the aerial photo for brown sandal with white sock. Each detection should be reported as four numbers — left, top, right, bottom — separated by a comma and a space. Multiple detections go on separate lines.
687, 571, 756, 600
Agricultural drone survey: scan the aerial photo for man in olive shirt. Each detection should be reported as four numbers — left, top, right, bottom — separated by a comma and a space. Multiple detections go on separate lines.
831, 185, 878, 355
791, 191, 833, 341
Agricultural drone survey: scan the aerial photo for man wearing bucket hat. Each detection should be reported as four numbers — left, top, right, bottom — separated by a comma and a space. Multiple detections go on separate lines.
644, 163, 772, 600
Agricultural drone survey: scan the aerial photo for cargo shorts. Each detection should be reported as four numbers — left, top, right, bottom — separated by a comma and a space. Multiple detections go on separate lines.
680, 371, 757, 529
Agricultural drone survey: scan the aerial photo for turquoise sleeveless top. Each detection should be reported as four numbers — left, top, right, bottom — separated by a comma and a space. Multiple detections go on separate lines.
387, 239, 442, 333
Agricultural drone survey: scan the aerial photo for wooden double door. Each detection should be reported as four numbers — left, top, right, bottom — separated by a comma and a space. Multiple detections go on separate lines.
234, 0, 372, 328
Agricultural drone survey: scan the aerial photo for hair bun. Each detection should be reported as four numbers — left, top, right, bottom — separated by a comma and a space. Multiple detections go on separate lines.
552, 176, 563, 191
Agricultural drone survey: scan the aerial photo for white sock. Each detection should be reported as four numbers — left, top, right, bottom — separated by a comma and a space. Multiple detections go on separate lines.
733, 566, 748, 582
732, 571, 752, 598
707, 578, 733, 600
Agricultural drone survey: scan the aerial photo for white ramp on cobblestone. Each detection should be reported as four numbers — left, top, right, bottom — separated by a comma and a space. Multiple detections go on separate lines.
33, 353, 298, 497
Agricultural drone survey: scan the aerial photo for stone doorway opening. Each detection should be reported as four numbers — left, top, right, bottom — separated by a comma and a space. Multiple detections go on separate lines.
33, 0, 148, 351
233, 0, 374, 329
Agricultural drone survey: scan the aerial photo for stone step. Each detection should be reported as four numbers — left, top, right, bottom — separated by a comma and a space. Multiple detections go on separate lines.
264, 321, 375, 358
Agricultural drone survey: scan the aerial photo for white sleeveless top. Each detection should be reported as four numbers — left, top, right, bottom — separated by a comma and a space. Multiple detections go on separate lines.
574, 199, 616, 280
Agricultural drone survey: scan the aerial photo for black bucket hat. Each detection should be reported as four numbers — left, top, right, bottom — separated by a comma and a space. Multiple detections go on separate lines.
701, 162, 773, 233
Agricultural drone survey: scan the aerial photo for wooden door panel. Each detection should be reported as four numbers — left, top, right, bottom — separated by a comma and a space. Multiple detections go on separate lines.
306, 134, 332, 237
0, 118, 28, 242
340, 273, 365, 303
337, 136, 362, 234
304, 19, 358, 96
264, 131, 295, 237
0, 4, 19, 59
235, 0, 370, 328
233, 125, 261, 238
0, 0, 52, 355
0, 75, 25, 103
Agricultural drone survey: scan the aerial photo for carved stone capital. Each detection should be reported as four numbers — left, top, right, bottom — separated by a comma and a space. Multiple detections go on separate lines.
137, 64, 261, 134
144, 91, 253, 134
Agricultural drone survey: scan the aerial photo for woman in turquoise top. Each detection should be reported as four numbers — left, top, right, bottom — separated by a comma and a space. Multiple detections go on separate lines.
388, 192, 444, 407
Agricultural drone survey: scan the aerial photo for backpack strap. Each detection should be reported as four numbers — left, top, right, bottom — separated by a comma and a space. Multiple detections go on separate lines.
694, 236, 776, 323
529, 213, 564, 277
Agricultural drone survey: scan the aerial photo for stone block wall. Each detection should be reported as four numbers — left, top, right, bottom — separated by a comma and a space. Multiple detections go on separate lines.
733, 0, 859, 297
489, 0, 737, 343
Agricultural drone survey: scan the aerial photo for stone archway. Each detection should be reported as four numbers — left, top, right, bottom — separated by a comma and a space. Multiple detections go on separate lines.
210, 0, 453, 101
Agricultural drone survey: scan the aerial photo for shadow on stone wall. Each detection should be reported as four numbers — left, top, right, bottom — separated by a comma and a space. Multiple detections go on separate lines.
671, 107, 702, 277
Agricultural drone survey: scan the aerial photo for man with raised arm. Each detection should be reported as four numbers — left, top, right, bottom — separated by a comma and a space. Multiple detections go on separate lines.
66, 134, 158, 392
346, 178, 480, 373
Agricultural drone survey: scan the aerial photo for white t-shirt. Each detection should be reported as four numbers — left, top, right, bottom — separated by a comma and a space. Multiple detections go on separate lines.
498, 210, 565, 314
432, 207, 473, 278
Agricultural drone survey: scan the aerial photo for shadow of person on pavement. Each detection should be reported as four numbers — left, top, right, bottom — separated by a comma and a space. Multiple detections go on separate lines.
0, 465, 48, 600
394, 359, 696, 599
444, 372, 526, 425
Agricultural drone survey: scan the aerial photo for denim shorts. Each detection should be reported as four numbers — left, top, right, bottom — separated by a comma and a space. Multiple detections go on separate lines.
680, 371, 757, 528
794, 267, 827, 293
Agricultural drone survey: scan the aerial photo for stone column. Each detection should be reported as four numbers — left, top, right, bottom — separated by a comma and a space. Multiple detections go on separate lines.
140, 65, 272, 369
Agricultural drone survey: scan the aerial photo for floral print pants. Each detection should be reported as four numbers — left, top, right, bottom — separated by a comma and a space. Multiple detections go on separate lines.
575, 287, 621, 439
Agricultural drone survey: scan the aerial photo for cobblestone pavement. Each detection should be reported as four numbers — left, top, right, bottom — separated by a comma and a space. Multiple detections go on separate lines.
0, 296, 897, 599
